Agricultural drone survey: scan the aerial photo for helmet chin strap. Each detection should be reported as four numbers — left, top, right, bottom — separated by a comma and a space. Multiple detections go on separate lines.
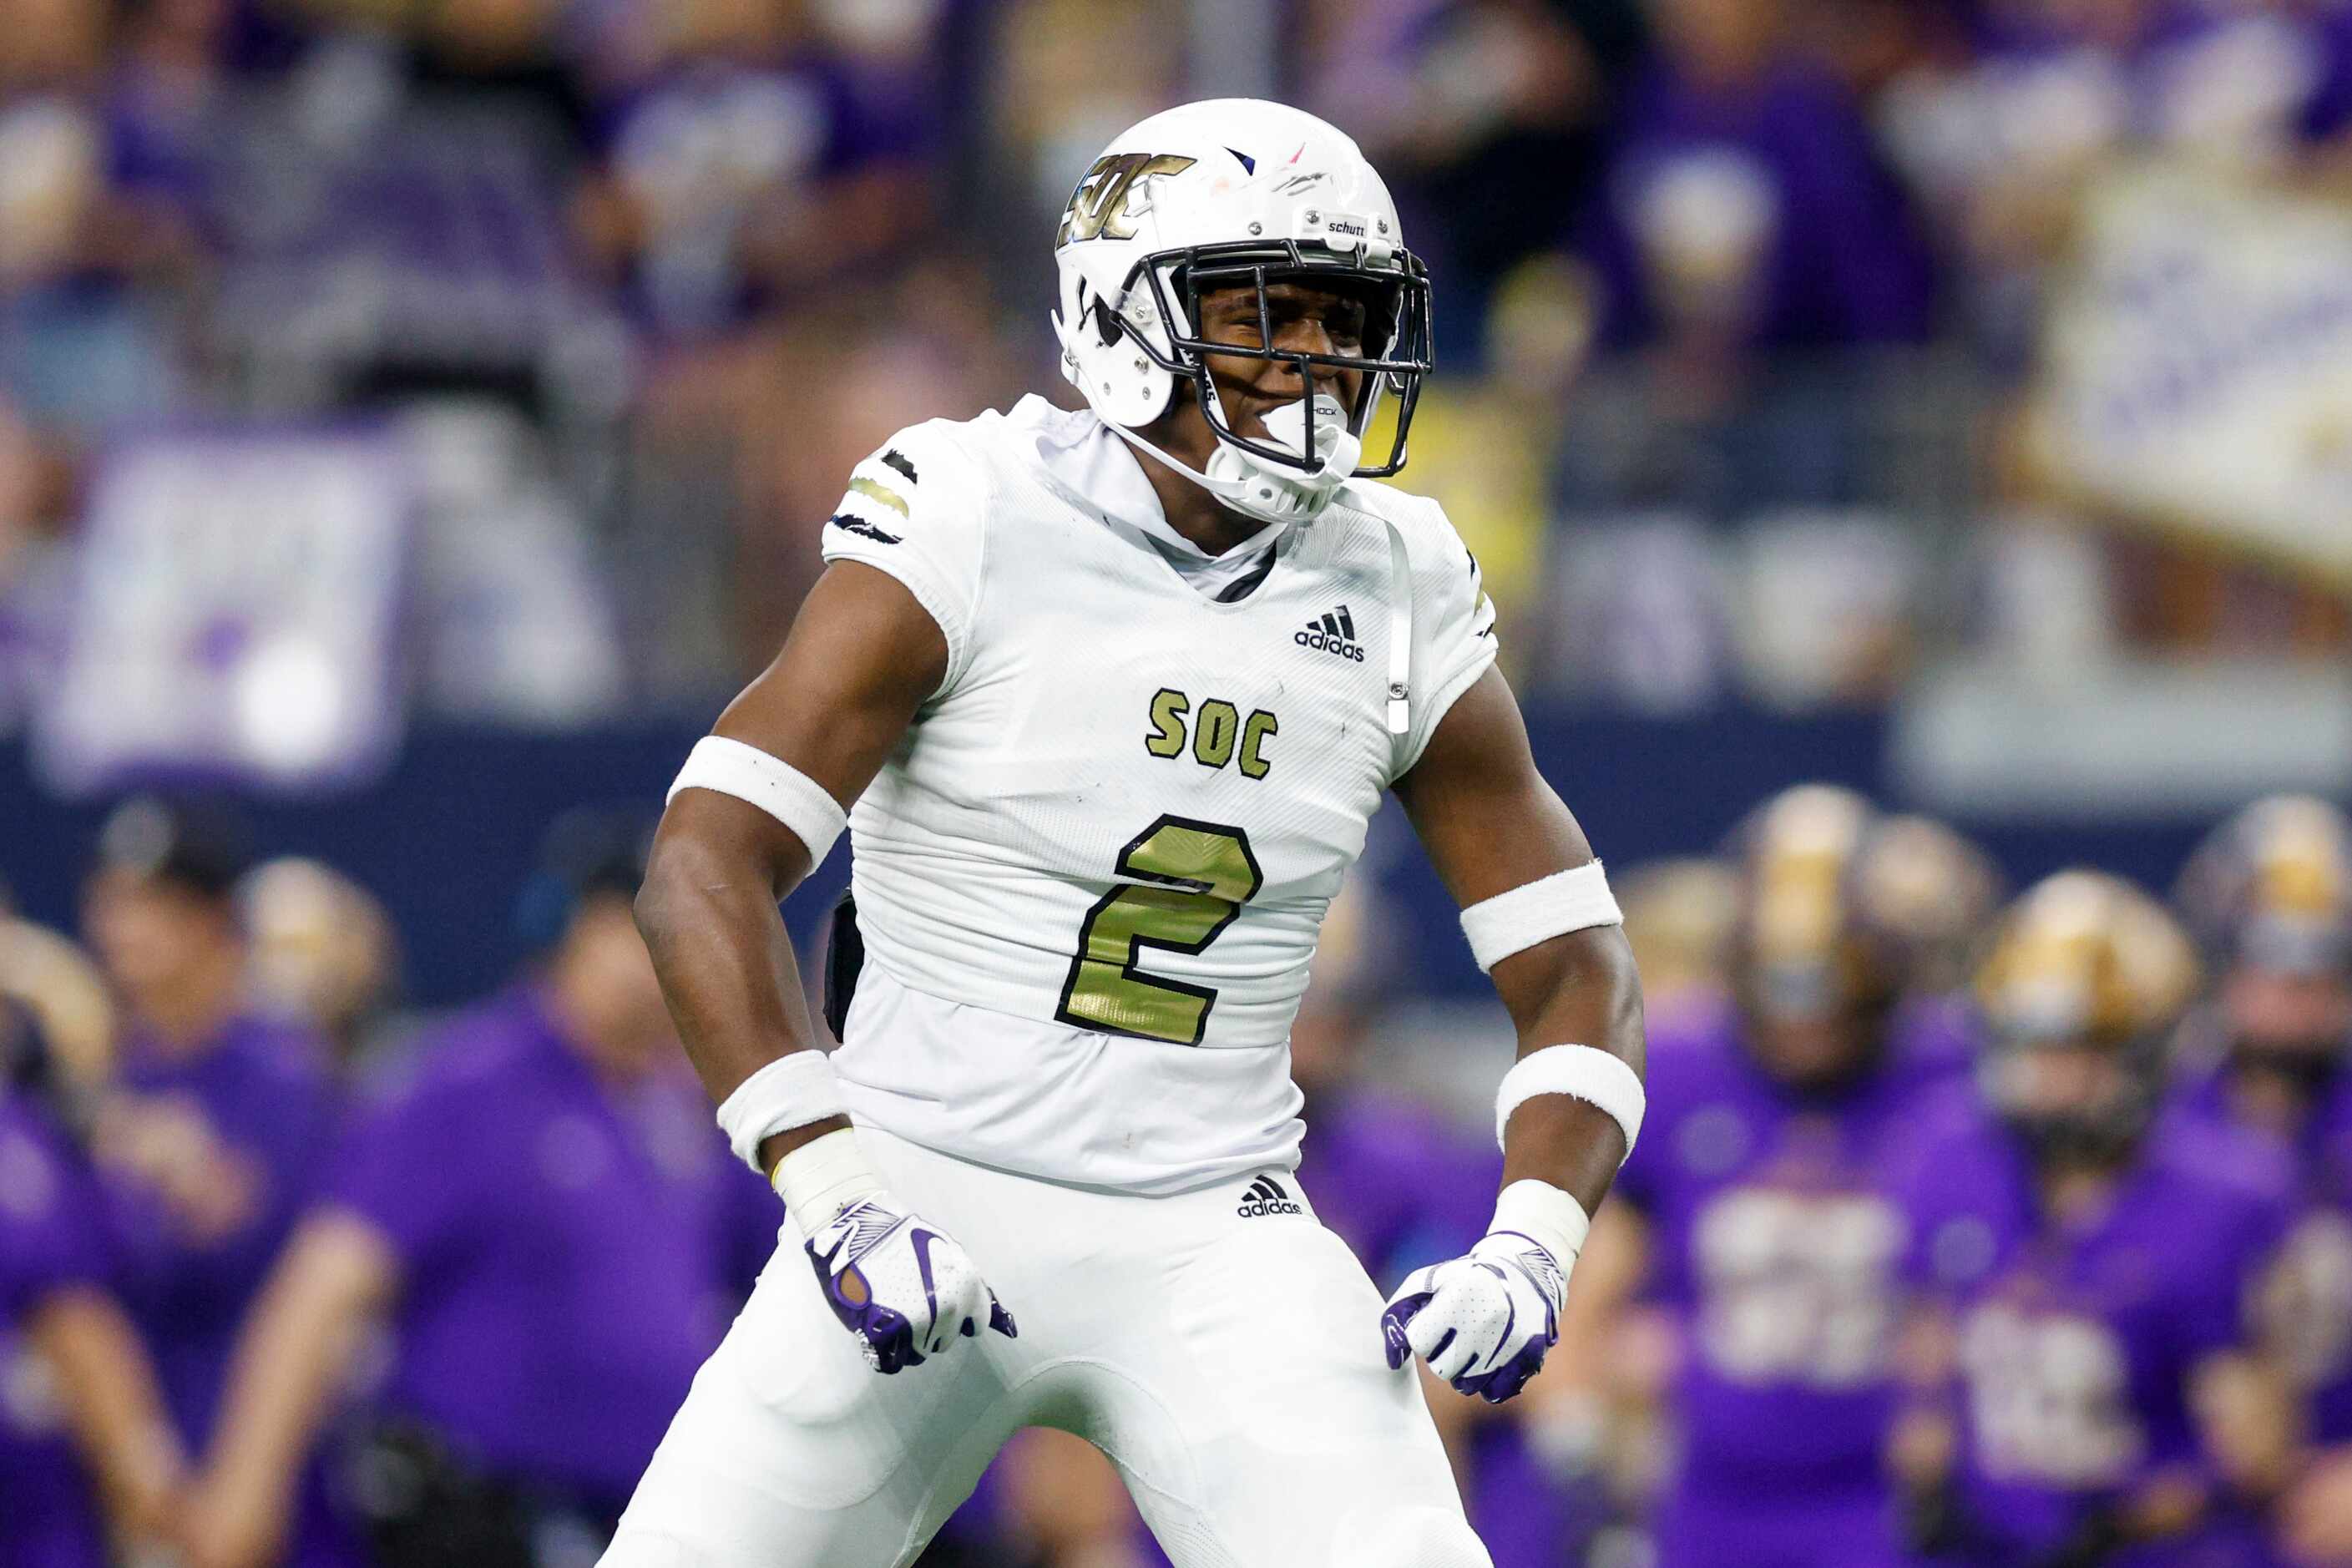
1100, 389, 1359, 529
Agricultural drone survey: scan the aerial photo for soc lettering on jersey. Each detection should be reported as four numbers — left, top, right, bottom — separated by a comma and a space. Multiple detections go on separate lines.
815, 397, 1495, 1192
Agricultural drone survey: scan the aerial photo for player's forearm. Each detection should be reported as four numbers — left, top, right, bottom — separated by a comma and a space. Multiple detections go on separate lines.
28, 1287, 186, 1535
635, 822, 826, 1094
1493, 924, 1645, 1213
205, 1214, 393, 1515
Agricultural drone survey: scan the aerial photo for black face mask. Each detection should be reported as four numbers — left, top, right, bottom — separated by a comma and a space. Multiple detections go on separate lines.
1994, 1109, 2145, 1171
2228, 1035, 2347, 1100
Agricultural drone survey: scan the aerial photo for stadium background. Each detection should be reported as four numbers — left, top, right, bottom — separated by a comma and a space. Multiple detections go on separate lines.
2, 0, 2349, 1561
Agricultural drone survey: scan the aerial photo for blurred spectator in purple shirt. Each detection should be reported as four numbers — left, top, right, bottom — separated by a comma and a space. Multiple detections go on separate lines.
0, 1010, 185, 1568
78, 796, 361, 1566
1304, 0, 1650, 359
184, 809, 772, 1568
573, 0, 944, 345
1581, 0, 1936, 358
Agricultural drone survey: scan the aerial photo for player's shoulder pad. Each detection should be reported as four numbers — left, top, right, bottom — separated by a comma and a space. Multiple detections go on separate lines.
826, 415, 996, 550
1334, 480, 1491, 626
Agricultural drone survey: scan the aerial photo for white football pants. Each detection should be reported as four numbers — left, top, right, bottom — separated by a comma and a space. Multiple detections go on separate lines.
599, 1125, 1490, 1568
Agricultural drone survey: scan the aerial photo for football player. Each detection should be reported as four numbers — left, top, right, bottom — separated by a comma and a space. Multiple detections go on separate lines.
602, 99, 1644, 1567
1859, 813, 2003, 1088
2168, 798, 2352, 1562
1901, 872, 2297, 1565
1534, 785, 1968, 1568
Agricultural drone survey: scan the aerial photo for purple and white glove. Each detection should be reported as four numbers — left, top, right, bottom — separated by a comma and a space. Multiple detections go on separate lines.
778, 1128, 1015, 1374
1381, 1181, 1587, 1404
802, 1197, 1016, 1373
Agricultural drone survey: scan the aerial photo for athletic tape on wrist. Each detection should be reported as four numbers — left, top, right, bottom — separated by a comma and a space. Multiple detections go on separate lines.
771, 1126, 885, 1226
1495, 1044, 1645, 1160
1490, 1178, 1591, 1266
667, 736, 849, 867
714, 1051, 845, 1174
1459, 861, 1621, 972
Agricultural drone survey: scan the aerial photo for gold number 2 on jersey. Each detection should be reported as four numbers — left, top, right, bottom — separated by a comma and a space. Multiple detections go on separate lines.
1055, 814, 1263, 1045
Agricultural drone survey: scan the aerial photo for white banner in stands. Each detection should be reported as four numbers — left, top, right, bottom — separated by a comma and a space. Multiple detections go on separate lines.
35, 427, 412, 795
2023, 164, 2352, 583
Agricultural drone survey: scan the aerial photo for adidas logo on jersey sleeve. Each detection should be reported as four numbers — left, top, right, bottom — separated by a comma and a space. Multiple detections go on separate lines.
1295, 604, 1364, 662
1237, 1174, 1304, 1217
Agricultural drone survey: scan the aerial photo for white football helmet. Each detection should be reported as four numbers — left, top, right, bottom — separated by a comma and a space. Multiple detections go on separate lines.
1050, 99, 1434, 526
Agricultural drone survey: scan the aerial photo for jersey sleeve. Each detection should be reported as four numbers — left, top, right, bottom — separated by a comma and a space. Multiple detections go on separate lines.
0, 1110, 109, 1322
1388, 496, 1500, 781
327, 1050, 488, 1272
818, 422, 991, 696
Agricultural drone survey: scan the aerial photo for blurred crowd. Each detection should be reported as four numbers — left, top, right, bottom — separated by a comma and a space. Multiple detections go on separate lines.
7, 0, 2352, 1560
12, 783, 2352, 1565
0, 0, 2348, 762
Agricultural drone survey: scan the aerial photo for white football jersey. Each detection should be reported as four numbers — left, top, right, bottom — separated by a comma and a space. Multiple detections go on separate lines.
821, 395, 1496, 1193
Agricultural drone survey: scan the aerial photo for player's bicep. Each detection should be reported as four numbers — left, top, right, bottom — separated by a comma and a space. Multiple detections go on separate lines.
1391, 666, 1593, 908
661, 561, 945, 888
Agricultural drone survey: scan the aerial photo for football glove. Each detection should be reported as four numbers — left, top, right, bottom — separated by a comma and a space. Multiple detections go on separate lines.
803, 1196, 1017, 1374
1380, 1181, 1587, 1404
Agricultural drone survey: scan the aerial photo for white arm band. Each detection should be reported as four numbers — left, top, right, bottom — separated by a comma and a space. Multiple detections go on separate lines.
667, 736, 849, 867
715, 1051, 847, 1174
1459, 861, 1621, 972
1495, 1044, 1645, 1160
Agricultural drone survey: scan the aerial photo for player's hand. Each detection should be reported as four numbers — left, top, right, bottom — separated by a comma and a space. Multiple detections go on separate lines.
803, 1196, 1016, 1373
1380, 1231, 1567, 1404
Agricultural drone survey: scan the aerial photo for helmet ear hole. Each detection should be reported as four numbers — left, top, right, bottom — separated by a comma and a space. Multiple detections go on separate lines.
1092, 296, 1123, 346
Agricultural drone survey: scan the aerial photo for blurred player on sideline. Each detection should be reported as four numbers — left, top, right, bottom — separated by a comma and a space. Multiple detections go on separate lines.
78, 797, 359, 1566
185, 812, 771, 1568
0, 988, 185, 1565
1901, 872, 2297, 1566
2167, 798, 2352, 1563
607, 97, 1643, 1567
1536, 785, 1966, 1568
1861, 813, 2003, 1085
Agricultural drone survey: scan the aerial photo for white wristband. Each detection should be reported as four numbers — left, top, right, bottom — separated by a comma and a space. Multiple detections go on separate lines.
1495, 1044, 1645, 1160
771, 1127, 886, 1227
1490, 1178, 1591, 1264
667, 736, 849, 867
714, 1051, 845, 1174
1459, 862, 1622, 973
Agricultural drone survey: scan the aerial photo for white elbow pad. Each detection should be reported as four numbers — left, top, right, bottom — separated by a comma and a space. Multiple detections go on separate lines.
667, 736, 848, 867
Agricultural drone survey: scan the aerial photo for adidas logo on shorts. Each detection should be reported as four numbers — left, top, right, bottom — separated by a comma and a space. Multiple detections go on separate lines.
1295, 604, 1366, 663
1237, 1175, 1304, 1218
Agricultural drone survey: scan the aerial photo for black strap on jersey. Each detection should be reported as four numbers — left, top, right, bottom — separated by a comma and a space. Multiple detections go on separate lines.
822, 891, 863, 1042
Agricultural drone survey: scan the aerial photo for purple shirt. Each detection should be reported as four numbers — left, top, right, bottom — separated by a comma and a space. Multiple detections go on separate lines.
2164, 1057, 2352, 1445
0, 1098, 112, 1568
329, 989, 771, 1503
1904, 1100, 2294, 1565
1616, 1011, 1962, 1503
104, 1013, 357, 1566
1297, 1087, 1497, 1291
106, 1014, 341, 1444
1581, 60, 1936, 352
